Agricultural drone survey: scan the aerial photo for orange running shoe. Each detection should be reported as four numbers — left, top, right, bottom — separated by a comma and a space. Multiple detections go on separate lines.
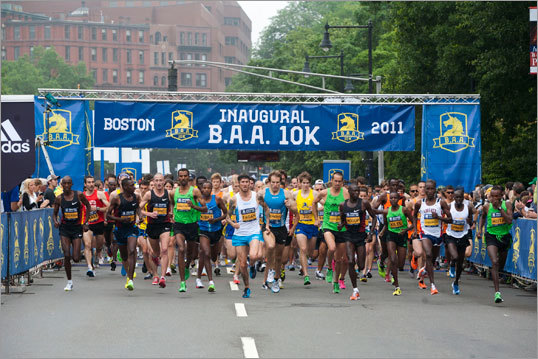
411, 255, 417, 270
431, 285, 438, 295
418, 280, 427, 289
350, 291, 360, 300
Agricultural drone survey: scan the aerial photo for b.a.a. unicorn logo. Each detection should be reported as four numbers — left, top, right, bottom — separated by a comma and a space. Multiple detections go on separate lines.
331, 113, 364, 143
38, 109, 80, 150
0, 223, 4, 270
47, 217, 54, 256
166, 110, 198, 141
24, 220, 29, 265
433, 112, 475, 153
512, 226, 521, 267
14, 221, 20, 267
120, 168, 138, 180
529, 228, 535, 274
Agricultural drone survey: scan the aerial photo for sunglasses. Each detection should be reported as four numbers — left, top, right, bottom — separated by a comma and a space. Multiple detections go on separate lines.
446, 191, 454, 194
410, 190, 418, 193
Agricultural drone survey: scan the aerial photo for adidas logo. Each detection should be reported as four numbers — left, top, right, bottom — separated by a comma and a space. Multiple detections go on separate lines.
1, 119, 31, 153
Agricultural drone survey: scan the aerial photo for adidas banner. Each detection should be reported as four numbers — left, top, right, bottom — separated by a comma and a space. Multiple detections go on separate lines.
94, 102, 415, 151
34, 98, 93, 191
1, 96, 35, 191
421, 104, 481, 192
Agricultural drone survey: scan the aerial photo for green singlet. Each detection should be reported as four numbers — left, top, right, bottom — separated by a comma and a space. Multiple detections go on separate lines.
387, 205, 407, 234
486, 200, 512, 237
322, 188, 346, 232
173, 186, 198, 224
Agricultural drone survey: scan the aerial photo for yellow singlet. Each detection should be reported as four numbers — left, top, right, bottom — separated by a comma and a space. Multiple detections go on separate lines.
297, 189, 315, 225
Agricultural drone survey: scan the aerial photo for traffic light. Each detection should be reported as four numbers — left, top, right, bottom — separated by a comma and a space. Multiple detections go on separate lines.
168, 65, 177, 91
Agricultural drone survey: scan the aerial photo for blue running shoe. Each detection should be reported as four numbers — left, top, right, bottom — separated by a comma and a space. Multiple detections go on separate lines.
452, 281, 460, 295
249, 265, 256, 279
242, 288, 251, 298
449, 265, 456, 278
121, 266, 126, 277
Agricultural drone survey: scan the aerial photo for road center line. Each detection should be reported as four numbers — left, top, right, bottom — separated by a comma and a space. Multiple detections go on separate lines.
229, 281, 239, 291
241, 337, 259, 358
235, 303, 248, 317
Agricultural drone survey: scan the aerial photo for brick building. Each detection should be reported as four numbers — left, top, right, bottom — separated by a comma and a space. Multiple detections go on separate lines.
1, 0, 251, 91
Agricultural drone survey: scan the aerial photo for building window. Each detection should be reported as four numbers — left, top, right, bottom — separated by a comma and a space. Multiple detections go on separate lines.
14, 47, 20, 60
126, 70, 132, 84
139, 50, 144, 64
126, 30, 131, 42
224, 56, 235, 64
224, 17, 240, 26
180, 73, 192, 86
102, 69, 108, 83
180, 32, 184, 45
91, 27, 97, 40
102, 48, 108, 63
186, 53, 192, 65
126, 49, 132, 64
45, 25, 51, 39
161, 52, 165, 65
138, 71, 144, 84
201, 33, 207, 45
201, 54, 207, 66
91, 69, 97, 81
196, 73, 207, 87
78, 25, 83, 40
29, 26, 35, 40
113, 48, 118, 62
112, 69, 118, 83
168, 52, 173, 62
161, 76, 166, 86
112, 29, 117, 41
154, 32, 161, 44
187, 32, 192, 45
65, 46, 70, 61
154, 52, 158, 65
78, 47, 84, 61
195, 32, 199, 45
65, 25, 70, 39
194, 53, 200, 64
139, 30, 144, 43
153, 75, 159, 86
225, 37, 238, 46
91, 47, 97, 61
14, 26, 20, 40
101, 28, 107, 41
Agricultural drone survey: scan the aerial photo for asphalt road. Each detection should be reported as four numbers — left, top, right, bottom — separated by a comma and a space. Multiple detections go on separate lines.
1, 261, 536, 358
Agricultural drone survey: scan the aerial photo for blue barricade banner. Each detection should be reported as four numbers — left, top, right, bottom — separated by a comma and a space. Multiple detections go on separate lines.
94, 102, 415, 151
7, 209, 62, 277
469, 218, 537, 280
34, 98, 92, 191
323, 160, 351, 183
421, 104, 481, 192
1, 213, 7, 279
116, 162, 143, 181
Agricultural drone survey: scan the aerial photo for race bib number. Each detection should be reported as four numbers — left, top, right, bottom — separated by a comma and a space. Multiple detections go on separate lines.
423, 213, 439, 227
89, 211, 99, 222
176, 198, 190, 211
329, 211, 340, 224
200, 213, 213, 221
241, 208, 256, 222
346, 213, 361, 225
389, 216, 403, 229
491, 212, 505, 226
269, 209, 282, 222
451, 219, 465, 232
64, 209, 78, 220
154, 206, 167, 216
299, 209, 313, 221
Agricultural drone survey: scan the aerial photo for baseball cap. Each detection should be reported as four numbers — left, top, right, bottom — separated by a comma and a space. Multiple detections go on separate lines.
118, 172, 130, 180
315, 179, 324, 185
47, 174, 60, 182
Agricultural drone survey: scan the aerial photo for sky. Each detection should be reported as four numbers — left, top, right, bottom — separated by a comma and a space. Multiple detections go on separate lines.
238, 1, 289, 47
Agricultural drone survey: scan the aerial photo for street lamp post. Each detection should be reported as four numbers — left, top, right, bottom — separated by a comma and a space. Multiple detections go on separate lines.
302, 50, 345, 92
320, 20, 375, 185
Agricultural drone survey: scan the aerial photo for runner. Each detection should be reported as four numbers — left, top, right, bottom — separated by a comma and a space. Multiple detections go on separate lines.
223, 178, 241, 284
338, 183, 378, 300
360, 187, 376, 280
379, 192, 415, 296
135, 179, 155, 280
413, 179, 452, 295
52, 176, 91, 291
172, 168, 207, 293
106, 178, 141, 290
406, 181, 426, 288
313, 171, 349, 294
477, 185, 513, 303
197, 181, 227, 292
103, 175, 118, 271
445, 189, 473, 295
140, 173, 174, 288
227, 174, 263, 298
82, 175, 110, 277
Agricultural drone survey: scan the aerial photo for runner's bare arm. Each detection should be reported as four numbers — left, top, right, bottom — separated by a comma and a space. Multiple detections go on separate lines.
312, 189, 327, 226
53, 196, 61, 227
476, 203, 488, 238
189, 188, 208, 212
79, 193, 91, 226
226, 197, 239, 228
439, 200, 453, 223
106, 196, 122, 222
139, 191, 155, 218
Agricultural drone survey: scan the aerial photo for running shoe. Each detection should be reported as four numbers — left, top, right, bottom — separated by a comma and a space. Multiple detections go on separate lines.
393, 287, 402, 296
288, 263, 296, 271
385, 273, 391, 283
281, 269, 286, 282
326, 269, 333, 283
233, 275, 240, 284
418, 267, 427, 280
249, 265, 256, 279
117, 251, 122, 262
64, 282, 73, 291
144, 273, 153, 280
418, 280, 427, 289
87, 269, 95, 278
431, 284, 438, 295
214, 267, 221, 276
449, 265, 456, 278
141, 262, 147, 273
299, 268, 304, 276
170, 263, 177, 273
278, 278, 284, 289
230, 263, 236, 273
377, 260, 386, 278
360, 274, 368, 282
390, 276, 395, 285
121, 266, 126, 276
242, 288, 251, 298
494, 292, 503, 303
196, 278, 204, 288
452, 282, 460, 295
366, 271, 372, 279
152, 276, 159, 285
166, 268, 172, 276
202, 267, 207, 276
271, 280, 280, 293
185, 267, 190, 280
260, 263, 266, 272
262, 282, 268, 290
159, 276, 166, 288
411, 254, 417, 270
133, 271, 136, 279
208, 281, 215, 293
255, 261, 262, 272
308, 258, 313, 265
339, 279, 346, 290
126, 279, 134, 291
99, 257, 104, 266
315, 270, 325, 280
110, 261, 116, 271
304, 276, 311, 286
267, 269, 275, 283
178, 281, 187, 293
333, 282, 340, 294
350, 290, 360, 300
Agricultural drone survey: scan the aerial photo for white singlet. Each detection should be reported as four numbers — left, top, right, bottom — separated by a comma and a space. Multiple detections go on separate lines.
446, 202, 469, 239
234, 191, 260, 236
418, 198, 442, 237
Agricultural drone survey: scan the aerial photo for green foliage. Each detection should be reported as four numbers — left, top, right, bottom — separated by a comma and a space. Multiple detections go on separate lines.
1, 46, 94, 94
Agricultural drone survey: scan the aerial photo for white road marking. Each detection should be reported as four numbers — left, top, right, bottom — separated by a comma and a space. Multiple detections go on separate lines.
235, 303, 248, 317
241, 337, 259, 358
229, 281, 239, 291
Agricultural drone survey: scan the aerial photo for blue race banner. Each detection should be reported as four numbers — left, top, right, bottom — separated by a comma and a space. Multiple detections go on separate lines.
116, 162, 143, 181
94, 102, 415, 151
323, 160, 351, 183
1, 213, 7, 279
421, 104, 481, 192
34, 98, 92, 191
